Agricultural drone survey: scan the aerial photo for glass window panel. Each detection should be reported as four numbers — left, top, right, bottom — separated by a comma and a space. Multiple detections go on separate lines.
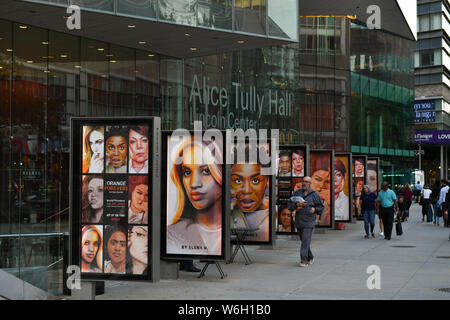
108, 45, 135, 116
419, 15, 429, 32
80, 39, 109, 116
234, 0, 266, 35
0, 21, 12, 236
158, 0, 197, 26
135, 51, 160, 116
117, 0, 157, 19
71, 0, 114, 12
268, 0, 298, 39
197, 0, 232, 30
431, 13, 442, 30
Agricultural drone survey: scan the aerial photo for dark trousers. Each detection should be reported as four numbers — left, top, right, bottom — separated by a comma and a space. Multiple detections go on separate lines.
380, 206, 395, 239
298, 227, 314, 263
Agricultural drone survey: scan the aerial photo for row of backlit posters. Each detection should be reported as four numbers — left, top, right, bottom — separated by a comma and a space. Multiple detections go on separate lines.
275, 147, 356, 234
71, 117, 380, 282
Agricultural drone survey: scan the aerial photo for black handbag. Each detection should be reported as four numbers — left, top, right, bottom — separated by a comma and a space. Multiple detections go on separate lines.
395, 222, 403, 236
437, 206, 443, 217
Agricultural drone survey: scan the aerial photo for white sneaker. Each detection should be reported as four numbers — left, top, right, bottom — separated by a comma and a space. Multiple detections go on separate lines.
379, 232, 384, 237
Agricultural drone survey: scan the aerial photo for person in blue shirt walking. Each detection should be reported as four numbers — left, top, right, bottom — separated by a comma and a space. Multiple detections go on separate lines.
360, 185, 377, 238
375, 182, 398, 240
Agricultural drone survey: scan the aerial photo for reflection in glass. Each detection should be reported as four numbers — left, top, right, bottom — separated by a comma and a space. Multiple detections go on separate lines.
158, 0, 197, 26
234, 0, 266, 35
117, 0, 157, 19
72, 0, 114, 12
268, 0, 298, 39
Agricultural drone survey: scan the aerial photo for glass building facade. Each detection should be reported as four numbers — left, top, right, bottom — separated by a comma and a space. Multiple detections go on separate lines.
0, 7, 415, 296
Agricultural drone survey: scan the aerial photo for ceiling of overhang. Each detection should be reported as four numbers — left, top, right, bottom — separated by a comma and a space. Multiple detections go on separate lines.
0, 1, 295, 59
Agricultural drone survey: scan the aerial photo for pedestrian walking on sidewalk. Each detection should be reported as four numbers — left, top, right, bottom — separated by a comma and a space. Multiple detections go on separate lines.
414, 181, 422, 203
436, 180, 449, 226
401, 184, 413, 221
288, 176, 324, 267
376, 182, 398, 240
421, 185, 432, 222
431, 182, 441, 225
360, 185, 377, 239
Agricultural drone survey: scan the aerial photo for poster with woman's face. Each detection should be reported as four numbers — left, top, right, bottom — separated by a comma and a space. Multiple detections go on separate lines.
334, 156, 351, 222
74, 119, 154, 281
82, 126, 104, 174
166, 134, 223, 257
277, 152, 292, 177
129, 126, 149, 174
82, 175, 104, 224
291, 150, 305, 177
310, 152, 332, 227
231, 159, 271, 242
367, 159, 378, 194
277, 206, 294, 233
128, 176, 149, 225
127, 226, 148, 275
105, 126, 128, 174
81, 225, 103, 273
354, 157, 365, 178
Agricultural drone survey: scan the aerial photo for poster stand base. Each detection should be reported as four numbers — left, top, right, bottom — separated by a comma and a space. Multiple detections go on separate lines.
160, 260, 179, 280
198, 261, 227, 279
71, 281, 96, 300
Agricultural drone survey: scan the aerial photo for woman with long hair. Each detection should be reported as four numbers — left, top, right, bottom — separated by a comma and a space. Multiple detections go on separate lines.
82, 175, 104, 224
83, 126, 104, 174
126, 226, 148, 275
103, 225, 127, 274
167, 136, 223, 255
81, 225, 103, 273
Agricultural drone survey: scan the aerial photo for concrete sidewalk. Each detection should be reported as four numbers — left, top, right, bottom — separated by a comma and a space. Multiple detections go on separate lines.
93, 203, 450, 300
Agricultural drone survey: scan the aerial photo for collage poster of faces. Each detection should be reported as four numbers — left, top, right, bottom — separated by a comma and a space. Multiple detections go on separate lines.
352, 157, 366, 219
81, 125, 150, 276
310, 152, 332, 227
276, 148, 306, 234
166, 135, 223, 256
334, 155, 351, 222
231, 143, 271, 242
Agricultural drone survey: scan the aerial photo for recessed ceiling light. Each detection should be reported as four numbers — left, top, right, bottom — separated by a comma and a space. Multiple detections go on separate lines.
26, 60, 33, 63
41, 41, 48, 45
138, 41, 146, 45
60, 54, 68, 58
97, 48, 105, 51
237, 40, 245, 44
110, 60, 117, 63
147, 54, 154, 57
19, 25, 28, 29
185, 33, 192, 37
128, 25, 136, 28
44, 70, 50, 73
106, 54, 113, 57
75, 65, 81, 69
190, 47, 197, 51
0, 66, 3, 69
6, 49, 12, 52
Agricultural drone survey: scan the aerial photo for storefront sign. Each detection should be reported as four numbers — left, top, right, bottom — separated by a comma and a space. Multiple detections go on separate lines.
414, 101, 436, 123
415, 130, 450, 144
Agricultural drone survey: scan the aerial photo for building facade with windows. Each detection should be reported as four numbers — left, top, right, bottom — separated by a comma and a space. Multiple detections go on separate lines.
414, 0, 450, 184
0, 0, 415, 298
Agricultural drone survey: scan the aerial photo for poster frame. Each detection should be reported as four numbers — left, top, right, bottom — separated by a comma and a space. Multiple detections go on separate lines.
335, 153, 353, 223
70, 117, 161, 282
160, 130, 231, 261
276, 144, 310, 235
310, 149, 335, 229
352, 155, 368, 220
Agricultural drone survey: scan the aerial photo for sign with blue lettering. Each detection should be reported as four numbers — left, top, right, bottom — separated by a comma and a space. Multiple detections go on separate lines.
414, 101, 436, 123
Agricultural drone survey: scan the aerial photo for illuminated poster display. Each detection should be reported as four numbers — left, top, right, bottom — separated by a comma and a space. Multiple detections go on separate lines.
335, 154, 353, 222
71, 117, 161, 282
230, 141, 275, 245
162, 131, 230, 261
310, 150, 334, 228
367, 158, 380, 195
275, 145, 309, 234
352, 155, 367, 220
